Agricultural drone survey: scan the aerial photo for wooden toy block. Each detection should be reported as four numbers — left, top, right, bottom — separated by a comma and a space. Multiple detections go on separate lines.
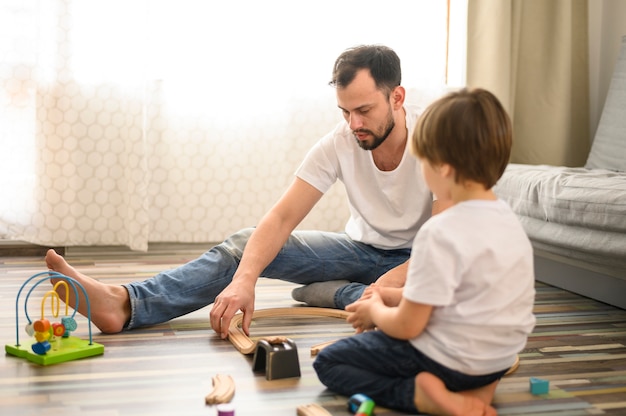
529, 377, 549, 395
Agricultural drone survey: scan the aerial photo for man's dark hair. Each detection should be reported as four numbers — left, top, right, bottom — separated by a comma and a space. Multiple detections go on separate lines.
330, 45, 401, 96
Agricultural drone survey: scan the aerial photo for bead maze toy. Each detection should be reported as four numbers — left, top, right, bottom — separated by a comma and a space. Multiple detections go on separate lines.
5, 271, 104, 365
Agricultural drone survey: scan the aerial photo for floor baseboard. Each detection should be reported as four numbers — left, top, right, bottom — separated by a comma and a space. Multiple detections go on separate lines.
0, 241, 65, 257
0, 241, 217, 258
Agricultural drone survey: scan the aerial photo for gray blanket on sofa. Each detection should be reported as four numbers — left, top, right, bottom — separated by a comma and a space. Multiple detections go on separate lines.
495, 164, 625, 267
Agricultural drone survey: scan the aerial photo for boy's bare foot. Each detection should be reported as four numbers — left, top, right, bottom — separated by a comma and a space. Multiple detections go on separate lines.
45, 249, 131, 334
415, 372, 498, 416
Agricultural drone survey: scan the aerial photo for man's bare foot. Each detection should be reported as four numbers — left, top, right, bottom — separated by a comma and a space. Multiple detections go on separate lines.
415, 372, 498, 416
45, 249, 131, 334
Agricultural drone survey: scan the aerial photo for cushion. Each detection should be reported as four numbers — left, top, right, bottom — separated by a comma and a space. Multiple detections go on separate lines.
494, 164, 626, 234
586, 35, 626, 171
518, 217, 626, 267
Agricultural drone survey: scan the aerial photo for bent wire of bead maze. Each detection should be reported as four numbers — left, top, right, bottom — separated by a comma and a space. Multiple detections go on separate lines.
5, 271, 104, 365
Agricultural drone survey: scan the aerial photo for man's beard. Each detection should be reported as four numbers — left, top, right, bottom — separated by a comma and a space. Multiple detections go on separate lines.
353, 112, 395, 151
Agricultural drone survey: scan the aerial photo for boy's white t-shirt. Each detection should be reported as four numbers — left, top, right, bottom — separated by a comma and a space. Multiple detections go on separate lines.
404, 199, 536, 375
295, 105, 432, 250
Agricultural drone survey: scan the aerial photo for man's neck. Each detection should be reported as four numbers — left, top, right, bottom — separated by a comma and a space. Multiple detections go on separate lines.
371, 108, 407, 171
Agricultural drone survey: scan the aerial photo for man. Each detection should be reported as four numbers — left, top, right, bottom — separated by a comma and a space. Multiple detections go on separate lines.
46, 44, 439, 340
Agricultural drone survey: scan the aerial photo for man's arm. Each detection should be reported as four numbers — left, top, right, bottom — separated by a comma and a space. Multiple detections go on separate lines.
374, 261, 408, 288
210, 177, 323, 338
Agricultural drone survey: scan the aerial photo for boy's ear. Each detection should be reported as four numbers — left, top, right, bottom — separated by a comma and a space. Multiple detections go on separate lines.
439, 163, 454, 178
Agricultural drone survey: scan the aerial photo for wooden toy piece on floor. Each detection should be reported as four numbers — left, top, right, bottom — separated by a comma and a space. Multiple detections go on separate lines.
4, 271, 104, 366
205, 373, 235, 405
252, 338, 301, 380
348, 394, 375, 416
504, 354, 520, 376
355, 399, 375, 416
529, 377, 550, 395
296, 403, 333, 416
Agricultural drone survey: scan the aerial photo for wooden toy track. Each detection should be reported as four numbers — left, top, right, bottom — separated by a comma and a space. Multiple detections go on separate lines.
227, 307, 350, 355
226, 306, 521, 375
296, 403, 333, 416
505, 354, 520, 376
205, 373, 235, 404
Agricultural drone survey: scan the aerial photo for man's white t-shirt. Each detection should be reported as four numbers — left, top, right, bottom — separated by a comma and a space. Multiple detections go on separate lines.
295, 105, 431, 250
404, 199, 536, 375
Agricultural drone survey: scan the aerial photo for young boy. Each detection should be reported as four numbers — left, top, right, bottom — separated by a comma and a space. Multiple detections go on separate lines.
313, 88, 536, 416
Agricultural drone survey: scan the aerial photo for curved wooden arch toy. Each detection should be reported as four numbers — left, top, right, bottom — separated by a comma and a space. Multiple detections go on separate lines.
227, 307, 350, 355
204, 373, 235, 404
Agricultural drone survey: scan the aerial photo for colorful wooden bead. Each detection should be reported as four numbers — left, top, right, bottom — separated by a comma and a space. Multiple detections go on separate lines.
34, 330, 51, 342
52, 323, 66, 337
32, 341, 51, 355
33, 319, 51, 333
61, 316, 77, 331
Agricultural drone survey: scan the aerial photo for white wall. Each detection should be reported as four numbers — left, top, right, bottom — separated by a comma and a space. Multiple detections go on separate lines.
588, 0, 626, 141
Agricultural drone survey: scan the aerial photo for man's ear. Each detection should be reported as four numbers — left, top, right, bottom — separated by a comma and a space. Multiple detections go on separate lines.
391, 86, 405, 109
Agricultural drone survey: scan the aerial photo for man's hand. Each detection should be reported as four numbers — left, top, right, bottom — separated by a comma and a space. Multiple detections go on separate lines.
209, 278, 256, 339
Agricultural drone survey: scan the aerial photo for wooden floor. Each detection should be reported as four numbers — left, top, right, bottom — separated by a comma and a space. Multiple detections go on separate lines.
1, 244, 626, 415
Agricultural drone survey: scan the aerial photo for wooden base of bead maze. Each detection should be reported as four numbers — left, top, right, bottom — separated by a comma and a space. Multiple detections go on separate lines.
5, 336, 104, 366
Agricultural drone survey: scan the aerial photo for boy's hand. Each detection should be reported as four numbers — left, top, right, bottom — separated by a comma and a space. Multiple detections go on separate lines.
346, 287, 382, 333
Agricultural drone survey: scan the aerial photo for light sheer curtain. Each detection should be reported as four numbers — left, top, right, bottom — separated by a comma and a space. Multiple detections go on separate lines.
1, 0, 454, 251
466, 0, 590, 166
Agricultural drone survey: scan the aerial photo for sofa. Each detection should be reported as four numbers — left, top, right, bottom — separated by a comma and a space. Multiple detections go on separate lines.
494, 36, 626, 310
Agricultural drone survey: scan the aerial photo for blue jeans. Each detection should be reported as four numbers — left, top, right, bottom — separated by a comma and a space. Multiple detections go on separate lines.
124, 228, 410, 329
313, 331, 508, 413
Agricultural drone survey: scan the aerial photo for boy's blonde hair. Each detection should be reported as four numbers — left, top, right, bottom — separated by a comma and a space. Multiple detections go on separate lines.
411, 88, 512, 189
